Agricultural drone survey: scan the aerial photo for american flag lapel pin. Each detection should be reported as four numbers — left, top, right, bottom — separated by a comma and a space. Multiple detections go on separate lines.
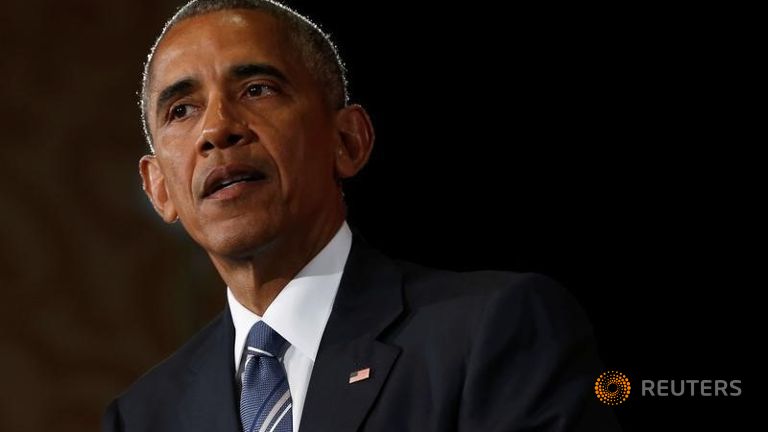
348, 367, 371, 384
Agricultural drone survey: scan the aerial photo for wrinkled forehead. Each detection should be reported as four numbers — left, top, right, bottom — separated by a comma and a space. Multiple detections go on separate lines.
148, 9, 300, 97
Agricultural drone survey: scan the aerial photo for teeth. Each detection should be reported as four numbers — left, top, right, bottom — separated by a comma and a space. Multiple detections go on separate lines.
213, 172, 263, 193
220, 178, 246, 188
220, 176, 249, 188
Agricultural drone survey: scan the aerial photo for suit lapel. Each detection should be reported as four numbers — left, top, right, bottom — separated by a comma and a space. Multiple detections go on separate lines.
178, 309, 242, 432
299, 231, 404, 432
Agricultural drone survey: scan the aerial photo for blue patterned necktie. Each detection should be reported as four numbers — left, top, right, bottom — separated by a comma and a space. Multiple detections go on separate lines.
239, 321, 292, 432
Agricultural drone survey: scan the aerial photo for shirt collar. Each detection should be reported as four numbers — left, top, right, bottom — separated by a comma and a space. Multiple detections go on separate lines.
228, 221, 352, 365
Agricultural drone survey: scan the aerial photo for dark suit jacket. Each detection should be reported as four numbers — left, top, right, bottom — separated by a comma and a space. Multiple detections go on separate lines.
103, 230, 621, 431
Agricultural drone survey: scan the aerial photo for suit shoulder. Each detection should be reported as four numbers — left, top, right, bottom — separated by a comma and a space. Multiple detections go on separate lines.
395, 258, 567, 304
115, 311, 229, 406
394, 259, 590, 335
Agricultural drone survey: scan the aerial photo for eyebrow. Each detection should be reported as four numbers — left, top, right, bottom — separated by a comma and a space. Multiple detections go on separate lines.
229, 63, 289, 83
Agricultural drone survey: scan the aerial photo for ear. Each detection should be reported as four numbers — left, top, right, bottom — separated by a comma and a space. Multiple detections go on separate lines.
334, 104, 374, 180
139, 155, 179, 223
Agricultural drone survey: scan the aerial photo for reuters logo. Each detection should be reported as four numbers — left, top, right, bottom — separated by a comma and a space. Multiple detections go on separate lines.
595, 371, 631, 405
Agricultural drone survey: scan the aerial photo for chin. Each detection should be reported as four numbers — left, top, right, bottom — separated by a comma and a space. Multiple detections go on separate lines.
198, 216, 281, 260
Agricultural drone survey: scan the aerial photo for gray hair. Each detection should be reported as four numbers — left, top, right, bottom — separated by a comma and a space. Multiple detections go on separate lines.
140, 0, 348, 152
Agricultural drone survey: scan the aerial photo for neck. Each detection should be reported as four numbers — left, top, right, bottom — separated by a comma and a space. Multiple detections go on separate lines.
211, 210, 345, 316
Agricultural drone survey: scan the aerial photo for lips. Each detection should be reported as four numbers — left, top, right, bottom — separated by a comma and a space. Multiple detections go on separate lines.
202, 163, 268, 199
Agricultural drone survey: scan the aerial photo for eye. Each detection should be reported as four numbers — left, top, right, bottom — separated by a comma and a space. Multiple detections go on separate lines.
246, 83, 278, 98
169, 104, 193, 121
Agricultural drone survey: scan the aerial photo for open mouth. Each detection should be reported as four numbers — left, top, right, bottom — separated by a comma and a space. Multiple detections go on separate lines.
202, 164, 268, 199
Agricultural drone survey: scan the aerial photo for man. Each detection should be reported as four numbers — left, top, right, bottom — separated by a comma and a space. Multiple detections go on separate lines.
103, 0, 621, 431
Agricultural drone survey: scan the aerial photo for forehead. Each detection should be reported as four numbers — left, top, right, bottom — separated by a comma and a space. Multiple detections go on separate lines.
149, 9, 299, 94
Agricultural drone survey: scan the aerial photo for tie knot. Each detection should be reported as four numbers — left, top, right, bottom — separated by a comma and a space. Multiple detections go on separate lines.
245, 321, 287, 357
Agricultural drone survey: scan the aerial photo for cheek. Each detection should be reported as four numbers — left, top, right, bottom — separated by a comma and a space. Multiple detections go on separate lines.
271, 118, 334, 189
157, 149, 197, 208
275, 141, 337, 219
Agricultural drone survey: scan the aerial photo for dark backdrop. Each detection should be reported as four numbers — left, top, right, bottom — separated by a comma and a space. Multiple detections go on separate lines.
0, 1, 758, 431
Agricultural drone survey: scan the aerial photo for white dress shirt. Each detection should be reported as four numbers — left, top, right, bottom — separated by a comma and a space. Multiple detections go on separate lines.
227, 221, 352, 432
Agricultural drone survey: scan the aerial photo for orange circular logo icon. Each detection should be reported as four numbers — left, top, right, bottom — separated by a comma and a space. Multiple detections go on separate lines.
595, 371, 631, 405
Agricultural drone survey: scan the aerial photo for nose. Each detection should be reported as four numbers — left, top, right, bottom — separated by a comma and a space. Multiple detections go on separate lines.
197, 97, 255, 154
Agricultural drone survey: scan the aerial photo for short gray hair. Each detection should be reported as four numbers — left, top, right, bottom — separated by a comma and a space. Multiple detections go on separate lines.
140, 0, 348, 151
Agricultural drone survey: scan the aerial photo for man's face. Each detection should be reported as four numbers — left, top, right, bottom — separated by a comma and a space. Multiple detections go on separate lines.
142, 10, 344, 259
